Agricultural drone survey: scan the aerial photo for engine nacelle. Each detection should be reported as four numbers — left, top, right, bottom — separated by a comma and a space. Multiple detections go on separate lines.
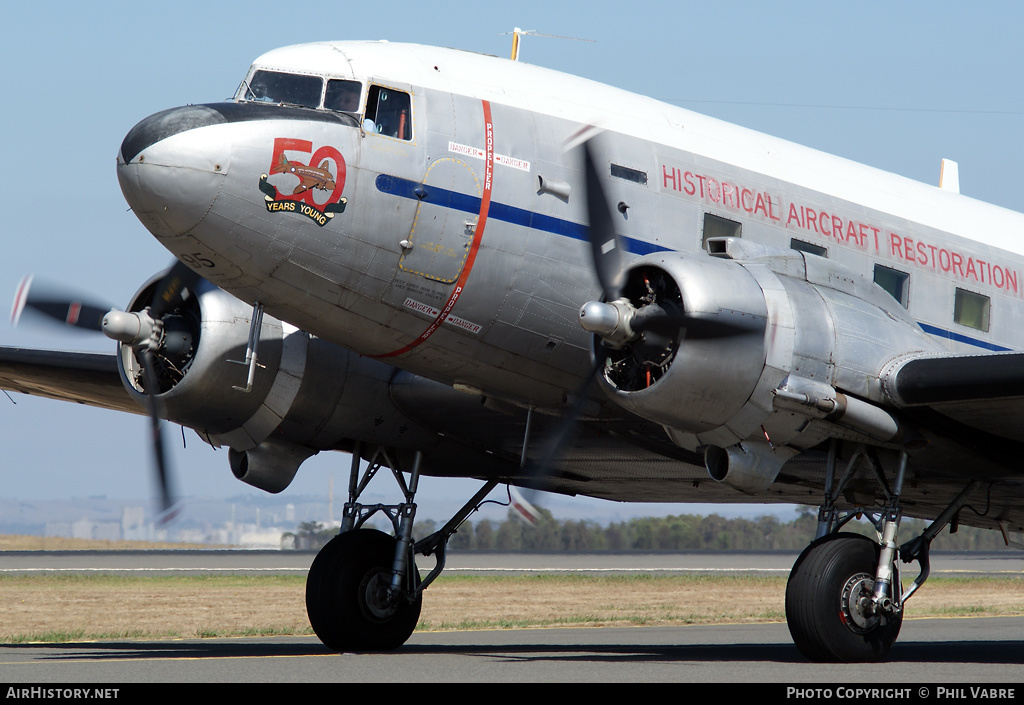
115, 274, 438, 493
118, 274, 298, 442
592, 239, 945, 475
597, 254, 769, 433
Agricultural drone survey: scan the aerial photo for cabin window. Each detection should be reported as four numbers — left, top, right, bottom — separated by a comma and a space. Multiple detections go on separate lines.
245, 70, 323, 109
954, 288, 990, 332
325, 79, 362, 112
702, 213, 741, 247
791, 239, 828, 258
611, 164, 648, 186
873, 264, 909, 308
364, 85, 412, 140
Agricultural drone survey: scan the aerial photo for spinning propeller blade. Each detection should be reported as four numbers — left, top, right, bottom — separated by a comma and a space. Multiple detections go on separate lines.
140, 347, 178, 521
11, 263, 198, 522
582, 140, 625, 302
508, 138, 620, 519
150, 260, 200, 320
516, 136, 761, 520
11, 276, 112, 332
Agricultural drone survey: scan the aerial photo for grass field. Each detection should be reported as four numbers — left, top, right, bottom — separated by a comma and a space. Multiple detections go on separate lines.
0, 535, 216, 551
1, 572, 1021, 643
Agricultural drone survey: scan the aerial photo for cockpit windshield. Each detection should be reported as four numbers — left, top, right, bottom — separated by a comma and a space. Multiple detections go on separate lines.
242, 70, 323, 109
325, 79, 361, 112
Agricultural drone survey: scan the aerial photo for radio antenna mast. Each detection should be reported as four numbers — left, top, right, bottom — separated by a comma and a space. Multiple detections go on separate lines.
504, 27, 594, 62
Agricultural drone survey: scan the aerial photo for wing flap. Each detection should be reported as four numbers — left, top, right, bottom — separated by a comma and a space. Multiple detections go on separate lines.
0, 346, 142, 414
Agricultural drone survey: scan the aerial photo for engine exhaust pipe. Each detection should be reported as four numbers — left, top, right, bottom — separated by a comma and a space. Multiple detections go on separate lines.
229, 439, 318, 494
705, 441, 798, 494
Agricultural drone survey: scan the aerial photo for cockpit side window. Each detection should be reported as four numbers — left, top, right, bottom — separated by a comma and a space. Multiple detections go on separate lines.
245, 70, 323, 109
325, 79, 362, 112
364, 85, 412, 140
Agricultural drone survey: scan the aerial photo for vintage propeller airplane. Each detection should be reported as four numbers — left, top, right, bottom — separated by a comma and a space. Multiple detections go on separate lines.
4, 38, 1024, 662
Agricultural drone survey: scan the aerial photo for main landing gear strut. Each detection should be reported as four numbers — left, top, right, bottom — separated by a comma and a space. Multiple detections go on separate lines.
785, 441, 981, 662
305, 443, 497, 651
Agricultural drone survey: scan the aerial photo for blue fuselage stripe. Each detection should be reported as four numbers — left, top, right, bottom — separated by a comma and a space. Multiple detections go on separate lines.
376, 174, 1013, 353
375, 173, 670, 256
917, 322, 1012, 352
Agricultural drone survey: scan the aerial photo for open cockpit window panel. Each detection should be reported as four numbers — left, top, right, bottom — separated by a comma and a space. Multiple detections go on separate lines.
954, 287, 991, 332
325, 79, 362, 113
873, 264, 909, 308
244, 69, 323, 109
364, 85, 412, 140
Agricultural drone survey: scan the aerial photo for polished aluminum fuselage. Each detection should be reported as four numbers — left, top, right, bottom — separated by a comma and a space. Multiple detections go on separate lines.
114, 41, 1024, 516
117, 43, 1024, 412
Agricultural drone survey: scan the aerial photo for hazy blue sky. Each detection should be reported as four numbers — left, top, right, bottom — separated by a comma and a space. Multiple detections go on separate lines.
2, 1, 1022, 521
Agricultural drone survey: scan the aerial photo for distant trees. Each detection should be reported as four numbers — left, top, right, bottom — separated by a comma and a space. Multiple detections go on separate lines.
282, 510, 1013, 552
429, 508, 1011, 552
281, 521, 339, 550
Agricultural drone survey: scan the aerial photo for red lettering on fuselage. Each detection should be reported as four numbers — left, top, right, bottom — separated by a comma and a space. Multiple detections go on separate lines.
889, 232, 1018, 294
662, 160, 1019, 295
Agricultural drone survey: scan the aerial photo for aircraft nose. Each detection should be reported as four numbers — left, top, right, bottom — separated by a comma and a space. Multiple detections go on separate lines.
117, 105, 231, 239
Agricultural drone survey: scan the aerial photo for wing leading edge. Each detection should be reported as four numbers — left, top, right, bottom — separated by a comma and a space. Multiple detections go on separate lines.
0, 346, 140, 414
887, 351, 1024, 441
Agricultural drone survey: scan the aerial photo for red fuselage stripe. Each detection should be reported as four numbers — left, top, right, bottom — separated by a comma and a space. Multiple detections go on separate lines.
371, 100, 494, 359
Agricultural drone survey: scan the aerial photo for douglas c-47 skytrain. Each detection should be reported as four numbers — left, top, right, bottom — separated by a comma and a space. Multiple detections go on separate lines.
5, 39, 1024, 662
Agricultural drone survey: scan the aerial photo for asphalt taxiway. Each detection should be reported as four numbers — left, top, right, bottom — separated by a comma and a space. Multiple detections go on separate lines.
1, 550, 1021, 683
1, 618, 1022, 683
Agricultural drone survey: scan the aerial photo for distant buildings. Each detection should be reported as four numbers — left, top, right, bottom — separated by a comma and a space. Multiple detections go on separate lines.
41, 502, 302, 548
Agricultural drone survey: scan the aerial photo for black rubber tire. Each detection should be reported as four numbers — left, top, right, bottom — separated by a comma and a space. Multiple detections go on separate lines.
785, 533, 903, 662
306, 529, 422, 652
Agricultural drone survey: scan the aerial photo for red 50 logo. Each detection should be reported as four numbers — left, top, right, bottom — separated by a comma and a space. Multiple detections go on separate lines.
260, 138, 348, 226
267, 138, 346, 206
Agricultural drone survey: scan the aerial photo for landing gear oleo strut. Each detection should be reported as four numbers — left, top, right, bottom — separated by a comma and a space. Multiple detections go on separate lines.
305, 443, 497, 651
786, 442, 983, 661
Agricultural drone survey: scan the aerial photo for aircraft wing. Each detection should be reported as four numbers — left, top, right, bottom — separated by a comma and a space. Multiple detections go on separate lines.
0, 346, 141, 415
887, 351, 1024, 442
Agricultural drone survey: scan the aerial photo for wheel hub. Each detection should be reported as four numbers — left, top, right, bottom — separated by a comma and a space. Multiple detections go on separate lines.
840, 572, 880, 633
359, 568, 400, 622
